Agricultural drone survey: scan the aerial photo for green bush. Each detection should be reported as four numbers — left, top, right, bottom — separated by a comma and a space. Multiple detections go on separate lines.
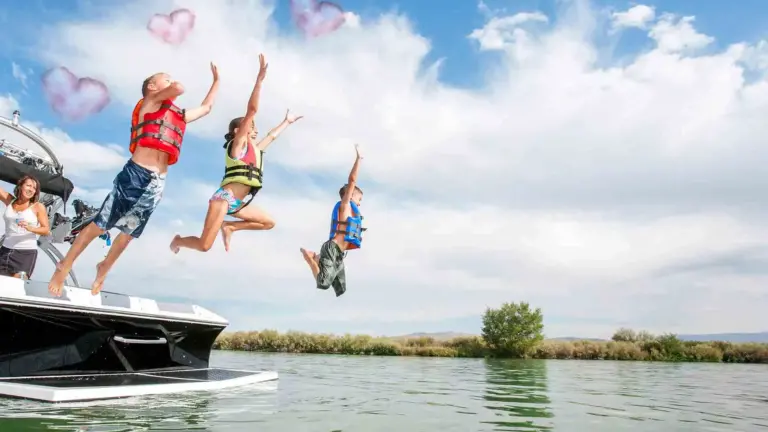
612, 328, 657, 343
611, 328, 637, 342
684, 343, 723, 362
481, 301, 544, 358
445, 336, 487, 358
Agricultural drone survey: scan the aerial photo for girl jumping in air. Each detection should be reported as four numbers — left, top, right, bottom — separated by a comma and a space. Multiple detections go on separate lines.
170, 53, 303, 254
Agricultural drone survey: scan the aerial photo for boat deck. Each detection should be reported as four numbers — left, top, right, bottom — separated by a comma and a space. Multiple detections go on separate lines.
0, 276, 229, 327
0, 368, 278, 402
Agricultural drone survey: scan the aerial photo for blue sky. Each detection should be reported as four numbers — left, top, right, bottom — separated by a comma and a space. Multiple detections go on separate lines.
1, 0, 765, 139
1, 0, 768, 338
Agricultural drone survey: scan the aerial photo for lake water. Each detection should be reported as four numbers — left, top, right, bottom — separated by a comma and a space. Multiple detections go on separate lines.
1, 351, 767, 431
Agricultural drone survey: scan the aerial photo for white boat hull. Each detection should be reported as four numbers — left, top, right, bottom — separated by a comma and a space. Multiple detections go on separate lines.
0, 276, 278, 402
0, 368, 277, 402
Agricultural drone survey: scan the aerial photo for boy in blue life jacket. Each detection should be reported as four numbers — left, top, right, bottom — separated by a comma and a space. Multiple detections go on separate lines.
300, 144, 364, 297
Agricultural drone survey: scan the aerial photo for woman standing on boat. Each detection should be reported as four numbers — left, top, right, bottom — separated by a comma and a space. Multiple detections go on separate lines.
0, 175, 50, 278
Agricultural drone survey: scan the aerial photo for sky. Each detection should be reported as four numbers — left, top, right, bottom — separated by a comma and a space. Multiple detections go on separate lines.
0, 0, 767, 339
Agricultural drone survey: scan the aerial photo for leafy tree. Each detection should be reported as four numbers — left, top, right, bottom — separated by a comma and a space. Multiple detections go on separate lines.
612, 328, 657, 343
644, 333, 685, 361
636, 330, 655, 342
481, 301, 544, 358
612, 328, 637, 342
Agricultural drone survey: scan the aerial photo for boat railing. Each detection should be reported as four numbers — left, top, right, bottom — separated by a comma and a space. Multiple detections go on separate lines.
0, 110, 104, 288
0, 110, 63, 171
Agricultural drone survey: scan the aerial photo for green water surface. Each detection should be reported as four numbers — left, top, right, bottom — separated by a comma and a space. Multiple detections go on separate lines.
0, 351, 766, 431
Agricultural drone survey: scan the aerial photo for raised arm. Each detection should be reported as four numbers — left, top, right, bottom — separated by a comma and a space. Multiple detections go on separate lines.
0, 185, 11, 206
255, 109, 303, 151
340, 144, 363, 206
146, 80, 185, 104
184, 62, 220, 123
231, 54, 268, 157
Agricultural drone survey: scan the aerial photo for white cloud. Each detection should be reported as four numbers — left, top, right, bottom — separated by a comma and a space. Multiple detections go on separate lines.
648, 13, 714, 53
11, 62, 28, 88
477, 1, 492, 17
611, 4, 655, 30
738, 39, 768, 73
24, 123, 126, 177
0, 93, 19, 117
342, 12, 361, 29
13, 0, 768, 337
70, 186, 112, 204
467, 12, 548, 51
0, 95, 126, 180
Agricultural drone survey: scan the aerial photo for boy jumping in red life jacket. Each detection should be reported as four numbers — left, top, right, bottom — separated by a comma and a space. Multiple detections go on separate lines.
48, 63, 221, 297
300, 144, 365, 297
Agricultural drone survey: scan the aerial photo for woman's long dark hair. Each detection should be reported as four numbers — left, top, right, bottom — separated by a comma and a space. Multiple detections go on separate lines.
224, 116, 245, 147
13, 175, 40, 204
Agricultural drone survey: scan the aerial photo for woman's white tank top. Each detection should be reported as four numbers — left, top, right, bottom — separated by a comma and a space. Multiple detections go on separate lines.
3, 200, 39, 250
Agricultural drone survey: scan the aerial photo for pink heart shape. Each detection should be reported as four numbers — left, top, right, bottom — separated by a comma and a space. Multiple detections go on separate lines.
290, 0, 346, 38
147, 8, 196, 45
41, 67, 110, 122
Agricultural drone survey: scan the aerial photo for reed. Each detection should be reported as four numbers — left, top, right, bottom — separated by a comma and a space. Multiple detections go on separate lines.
213, 330, 768, 363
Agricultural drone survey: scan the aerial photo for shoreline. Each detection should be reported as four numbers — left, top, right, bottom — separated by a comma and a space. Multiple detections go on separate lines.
213, 330, 768, 363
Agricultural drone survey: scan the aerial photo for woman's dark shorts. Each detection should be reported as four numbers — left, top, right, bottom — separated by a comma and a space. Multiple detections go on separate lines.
0, 246, 38, 277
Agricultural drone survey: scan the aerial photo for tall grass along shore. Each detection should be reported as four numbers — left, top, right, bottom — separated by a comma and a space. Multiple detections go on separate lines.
213, 330, 768, 363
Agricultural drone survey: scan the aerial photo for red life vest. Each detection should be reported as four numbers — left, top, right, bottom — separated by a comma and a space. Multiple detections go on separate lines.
129, 98, 187, 166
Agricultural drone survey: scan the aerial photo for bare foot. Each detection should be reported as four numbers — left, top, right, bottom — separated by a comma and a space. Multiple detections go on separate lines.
91, 261, 108, 295
48, 269, 66, 297
300, 247, 314, 263
170, 234, 181, 254
220, 224, 234, 252
300, 248, 320, 278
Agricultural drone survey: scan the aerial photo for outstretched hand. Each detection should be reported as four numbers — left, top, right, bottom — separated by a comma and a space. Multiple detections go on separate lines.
210, 62, 219, 82
257, 54, 268, 82
354, 143, 363, 159
285, 109, 303, 124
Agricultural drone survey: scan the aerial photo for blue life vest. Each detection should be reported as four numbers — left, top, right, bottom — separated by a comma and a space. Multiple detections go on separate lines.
328, 200, 365, 249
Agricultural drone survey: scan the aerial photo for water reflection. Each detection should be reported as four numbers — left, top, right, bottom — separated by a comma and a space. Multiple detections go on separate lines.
0, 381, 278, 431
481, 359, 554, 431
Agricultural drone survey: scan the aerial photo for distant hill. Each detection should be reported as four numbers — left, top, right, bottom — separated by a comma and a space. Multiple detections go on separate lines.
391, 332, 475, 341
677, 332, 768, 343
551, 333, 768, 343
